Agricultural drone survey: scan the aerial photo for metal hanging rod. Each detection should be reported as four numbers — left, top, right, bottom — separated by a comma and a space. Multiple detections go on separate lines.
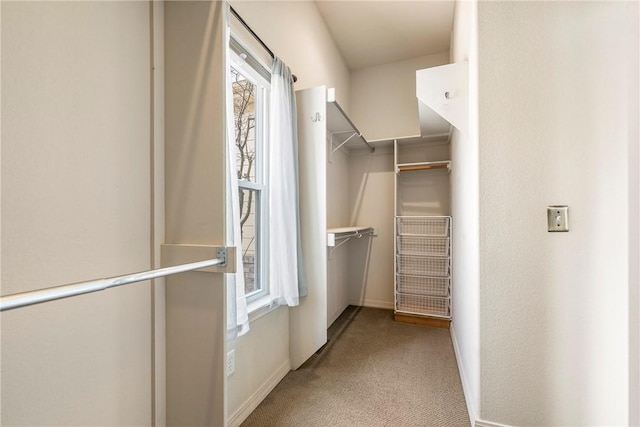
0, 249, 228, 312
334, 229, 375, 240
229, 6, 298, 83
396, 161, 451, 173
332, 229, 375, 250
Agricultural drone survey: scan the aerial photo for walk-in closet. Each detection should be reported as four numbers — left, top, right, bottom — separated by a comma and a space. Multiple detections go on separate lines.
4, 1, 636, 427
293, 55, 467, 349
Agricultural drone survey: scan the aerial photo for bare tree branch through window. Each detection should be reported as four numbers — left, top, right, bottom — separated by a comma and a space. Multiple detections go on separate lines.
231, 66, 260, 294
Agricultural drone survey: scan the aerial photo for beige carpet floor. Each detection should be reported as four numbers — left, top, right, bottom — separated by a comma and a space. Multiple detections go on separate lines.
241, 306, 470, 427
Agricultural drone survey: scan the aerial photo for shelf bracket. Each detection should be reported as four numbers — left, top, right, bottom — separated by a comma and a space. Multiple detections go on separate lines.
330, 131, 359, 155
329, 229, 375, 251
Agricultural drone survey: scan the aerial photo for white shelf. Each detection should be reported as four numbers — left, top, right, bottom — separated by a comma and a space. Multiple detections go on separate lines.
416, 61, 468, 136
327, 226, 374, 247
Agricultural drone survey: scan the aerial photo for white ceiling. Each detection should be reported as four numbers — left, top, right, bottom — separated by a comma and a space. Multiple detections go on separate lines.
315, 1, 455, 70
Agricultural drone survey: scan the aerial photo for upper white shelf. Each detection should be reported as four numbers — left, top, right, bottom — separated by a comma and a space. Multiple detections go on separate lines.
416, 61, 468, 136
327, 226, 374, 247
326, 88, 375, 154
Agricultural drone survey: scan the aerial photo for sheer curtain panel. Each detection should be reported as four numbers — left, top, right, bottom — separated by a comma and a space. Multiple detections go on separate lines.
269, 57, 307, 307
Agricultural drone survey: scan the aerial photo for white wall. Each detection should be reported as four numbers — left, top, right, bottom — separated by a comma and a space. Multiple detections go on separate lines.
396, 142, 451, 216
629, 3, 640, 424
1, 2, 155, 425
230, 1, 350, 110
225, 1, 350, 423
152, 2, 167, 425
327, 148, 352, 326
327, 241, 351, 325
226, 307, 290, 425
449, 0, 480, 424
347, 147, 395, 309
290, 85, 329, 370
164, 2, 227, 426
478, 2, 635, 425
350, 52, 450, 141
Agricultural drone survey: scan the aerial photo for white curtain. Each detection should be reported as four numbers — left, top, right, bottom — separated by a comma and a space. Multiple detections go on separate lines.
269, 57, 307, 307
225, 15, 249, 339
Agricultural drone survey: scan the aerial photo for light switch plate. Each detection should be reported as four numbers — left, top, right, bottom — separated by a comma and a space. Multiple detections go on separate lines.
547, 206, 569, 232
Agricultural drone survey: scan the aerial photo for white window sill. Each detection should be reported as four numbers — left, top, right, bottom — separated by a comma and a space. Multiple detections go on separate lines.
247, 295, 278, 323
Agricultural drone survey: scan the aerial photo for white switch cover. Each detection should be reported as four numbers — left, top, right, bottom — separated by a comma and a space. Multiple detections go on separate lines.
547, 206, 569, 232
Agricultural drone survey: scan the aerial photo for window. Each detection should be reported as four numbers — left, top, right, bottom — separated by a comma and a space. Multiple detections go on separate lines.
230, 48, 270, 303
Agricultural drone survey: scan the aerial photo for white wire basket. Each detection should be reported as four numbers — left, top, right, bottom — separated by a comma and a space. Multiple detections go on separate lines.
396, 216, 450, 237
396, 293, 450, 318
396, 236, 450, 257
396, 274, 450, 297
396, 254, 450, 277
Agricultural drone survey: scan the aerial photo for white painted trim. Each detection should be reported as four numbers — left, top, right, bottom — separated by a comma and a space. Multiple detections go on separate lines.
227, 359, 291, 427
450, 323, 476, 427
247, 295, 278, 323
475, 419, 513, 427
348, 299, 394, 310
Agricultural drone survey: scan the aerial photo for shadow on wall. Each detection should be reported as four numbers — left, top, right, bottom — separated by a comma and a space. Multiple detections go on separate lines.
166, 1, 223, 241
347, 150, 395, 308
349, 151, 394, 224
349, 153, 375, 226
348, 234, 375, 306
347, 153, 375, 305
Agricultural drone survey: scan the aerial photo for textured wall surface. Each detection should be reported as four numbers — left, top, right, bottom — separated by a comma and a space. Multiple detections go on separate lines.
350, 52, 449, 141
164, 2, 227, 425
1, 2, 153, 425
449, 0, 480, 423
478, 2, 633, 424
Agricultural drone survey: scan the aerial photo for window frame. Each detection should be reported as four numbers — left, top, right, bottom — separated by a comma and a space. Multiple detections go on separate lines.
229, 46, 271, 304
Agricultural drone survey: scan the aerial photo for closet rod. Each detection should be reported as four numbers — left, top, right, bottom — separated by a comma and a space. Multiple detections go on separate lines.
332, 229, 375, 250
0, 253, 229, 312
229, 6, 298, 83
398, 164, 449, 172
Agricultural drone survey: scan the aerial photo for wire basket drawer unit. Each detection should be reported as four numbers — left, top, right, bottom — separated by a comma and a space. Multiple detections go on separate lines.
396, 274, 450, 297
396, 293, 450, 318
396, 254, 450, 277
396, 235, 450, 257
396, 216, 450, 237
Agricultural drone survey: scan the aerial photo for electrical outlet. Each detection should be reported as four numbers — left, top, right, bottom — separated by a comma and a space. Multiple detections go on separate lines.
226, 350, 235, 376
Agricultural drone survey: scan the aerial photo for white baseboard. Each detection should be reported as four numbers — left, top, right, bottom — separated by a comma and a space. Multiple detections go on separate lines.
349, 299, 394, 310
227, 359, 291, 427
475, 419, 513, 427
450, 323, 477, 427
